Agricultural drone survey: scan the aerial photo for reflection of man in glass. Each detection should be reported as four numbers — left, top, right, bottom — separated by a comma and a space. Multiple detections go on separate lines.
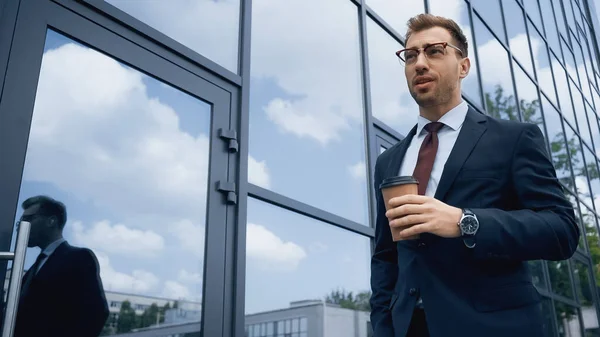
13, 195, 109, 337
370, 14, 579, 337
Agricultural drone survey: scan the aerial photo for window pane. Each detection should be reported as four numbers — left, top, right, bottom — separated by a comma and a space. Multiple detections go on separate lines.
17, 30, 207, 336
366, 0, 425, 37
565, 191, 586, 251
553, 57, 578, 127
548, 260, 575, 299
105, 0, 239, 73
542, 97, 575, 191
471, 0, 506, 43
429, 0, 482, 106
530, 22, 559, 106
366, 18, 418, 136
474, 16, 517, 120
553, 0, 569, 39
503, 0, 535, 76
524, 0, 544, 33
565, 125, 590, 201
562, 37, 579, 85
300, 318, 307, 332
244, 198, 371, 319
513, 61, 543, 130
541, 298, 557, 337
292, 319, 298, 333
563, 0, 577, 33
249, 0, 369, 225
573, 260, 594, 306
580, 203, 600, 287
573, 32, 593, 103
529, 260, 548, 290
554, 301, 582, 337
569, 80, 593, 147
540, 0, 562, 55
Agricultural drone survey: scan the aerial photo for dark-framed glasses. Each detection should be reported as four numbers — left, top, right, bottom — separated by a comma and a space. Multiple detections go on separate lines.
396, 42, 463, 66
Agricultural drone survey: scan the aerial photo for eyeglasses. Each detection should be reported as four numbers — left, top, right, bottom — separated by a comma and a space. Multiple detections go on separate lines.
396, 42, 464, 66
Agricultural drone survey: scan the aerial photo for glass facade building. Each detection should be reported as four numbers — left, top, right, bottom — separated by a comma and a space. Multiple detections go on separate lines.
1, 0, 600, 336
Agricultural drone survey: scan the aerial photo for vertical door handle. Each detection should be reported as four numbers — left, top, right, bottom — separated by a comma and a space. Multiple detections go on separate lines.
1, 221, 31, 337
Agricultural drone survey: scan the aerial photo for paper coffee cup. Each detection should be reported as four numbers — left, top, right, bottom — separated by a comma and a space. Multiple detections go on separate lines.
380, 176, 419, 241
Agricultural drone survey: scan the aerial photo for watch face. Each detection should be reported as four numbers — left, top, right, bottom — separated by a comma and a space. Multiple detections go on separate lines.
461, 215, 479, 235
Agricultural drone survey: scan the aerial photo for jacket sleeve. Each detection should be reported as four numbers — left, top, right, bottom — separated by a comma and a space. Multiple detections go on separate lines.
369, 154, 397, 337
471, 123, 580, 261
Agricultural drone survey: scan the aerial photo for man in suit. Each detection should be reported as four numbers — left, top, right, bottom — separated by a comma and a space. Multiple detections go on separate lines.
13, 195, 109, 337
369, 14, 579, 337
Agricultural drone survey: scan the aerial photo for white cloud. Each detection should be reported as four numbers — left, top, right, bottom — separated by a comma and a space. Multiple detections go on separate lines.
72, 220, 165, 258
309, 242, 329, 254
163, 280, 192, 300
248, 155, 271, 188
96, 251, 160, 294
246, 223, 307, 271
25, 42, 210, 224
348, 161, 366, 180
168, 219, 205, 258
178, 269, 203, 284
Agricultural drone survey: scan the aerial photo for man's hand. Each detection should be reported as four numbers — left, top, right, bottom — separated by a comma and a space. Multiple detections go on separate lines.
385, 195, 463, 239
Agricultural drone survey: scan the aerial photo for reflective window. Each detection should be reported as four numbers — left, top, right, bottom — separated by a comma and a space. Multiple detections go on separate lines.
529, 260, 548, 290
503, 0, 535, 76
563, 0, 577, 33
580, 203, 600, 291
540, 0, 562, 55
366, 18, 418, 136
569, 80, 592, 147
523, 0, 543, 32
564, 125, 590, 204
553, 0, 569, 40
474, 17, 516, 120
592, 87, 600, 113
548, 260, 575, 299
583, 23, 598, 86
471, 0, 506, 43
570, 31, 587, 90
573, 31, 593, 103
366, 0, 425, 37
542, 97, 575, 191
530, 22, 559, 105
573, 260, 594, 307
15, 30, 207, 336
561, 37, 579, 86
565, 191, 586, 250
429, 0, 483, 106
105, 0, 239, 73
249, 0, 369, 225
583, 144, 600, 208
555, 301, 583, 337
513, 61, 543, 131
245, 198, 371, 318
541, 298, 556, 337
553, 57, 578, 127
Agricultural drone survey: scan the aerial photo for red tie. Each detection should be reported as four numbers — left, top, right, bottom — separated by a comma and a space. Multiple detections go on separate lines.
413, 122, 444, 195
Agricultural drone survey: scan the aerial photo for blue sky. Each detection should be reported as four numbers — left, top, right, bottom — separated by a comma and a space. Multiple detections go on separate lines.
10, 0, 600, 323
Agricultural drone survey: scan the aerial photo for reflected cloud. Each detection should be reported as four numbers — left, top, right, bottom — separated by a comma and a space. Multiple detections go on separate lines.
163, 280, 192, 300
178, 269, 203, 284
72, 220, 165, 258
348, 161, 366, 180
246, 223, 307, 271
248, 155, 271, 188
96, 251, 160, 294
168, 219, 206, 259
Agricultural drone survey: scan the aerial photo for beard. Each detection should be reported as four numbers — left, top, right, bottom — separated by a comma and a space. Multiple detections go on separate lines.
409, 79, 457, 108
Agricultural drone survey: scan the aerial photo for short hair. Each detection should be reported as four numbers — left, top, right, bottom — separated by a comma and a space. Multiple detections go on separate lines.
22, 195, 67, 229
405, 14, 469, 57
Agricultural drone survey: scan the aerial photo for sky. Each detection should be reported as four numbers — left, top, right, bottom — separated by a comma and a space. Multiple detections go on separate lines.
8, 0, 600, 327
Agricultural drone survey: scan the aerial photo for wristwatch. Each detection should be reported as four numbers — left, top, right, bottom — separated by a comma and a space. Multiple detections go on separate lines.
458, 208, 479, 248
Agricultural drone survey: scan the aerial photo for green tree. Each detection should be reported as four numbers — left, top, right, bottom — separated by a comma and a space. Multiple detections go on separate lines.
117, 300, 137, 333
325, 288, 371, 312
139, 303, 160, 328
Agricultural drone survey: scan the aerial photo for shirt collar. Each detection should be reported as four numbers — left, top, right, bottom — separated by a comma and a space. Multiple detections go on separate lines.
42, 238, 66, 257
416, 100, 469, 136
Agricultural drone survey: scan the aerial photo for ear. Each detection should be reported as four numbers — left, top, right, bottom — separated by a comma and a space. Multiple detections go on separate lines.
459, 57, 470, 79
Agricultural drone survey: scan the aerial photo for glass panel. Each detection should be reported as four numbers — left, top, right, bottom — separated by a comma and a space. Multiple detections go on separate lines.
530, 23, 559, 105
513, 61, 543, 130
504, 0, 535, 76
105, 0, 239, 73
542, 97, 575, 191
429, 0, 482, 105
553, 57, 578, 127
555, 302, 583, 337
474, 17, 517, 120
471, 0, 507, 43
562, 36, 579, 86
553, 0, 569, 39
542, 298, 558, 337
569, 80, 593, 147
563, 0, 577, 33
13, 30, 207, 336
580, 203, 600, 293
548, 260, 575, 299
380, 146, 386, 154
245, 198, 371, 318
565, 191, 587, 251
583, 23, 598, 88
565, 125, 590, 202
530, 260, 548, 289
366, 18, 418, 136
366, 0, 425, 37
573, 260, 594, 307
524, 0, 544, 32
583, 145, 600, 210
540, 0, 562, 55
570, 31, 586, 88
249, 0, 368, 225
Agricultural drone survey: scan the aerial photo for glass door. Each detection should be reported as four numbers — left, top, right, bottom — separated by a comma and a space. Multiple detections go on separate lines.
0, 2, 234, 336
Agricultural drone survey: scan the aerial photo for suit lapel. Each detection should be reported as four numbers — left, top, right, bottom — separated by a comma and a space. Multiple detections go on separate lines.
383, 124, 418, 179
434, 107, 487, 201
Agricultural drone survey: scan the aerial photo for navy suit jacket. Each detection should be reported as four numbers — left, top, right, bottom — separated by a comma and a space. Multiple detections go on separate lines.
369, 107, 579, 337
14, 242, 109, 337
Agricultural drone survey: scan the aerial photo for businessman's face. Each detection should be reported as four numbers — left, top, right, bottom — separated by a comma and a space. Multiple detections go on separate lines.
403, 27, 470, 107
20, 204, 50, 248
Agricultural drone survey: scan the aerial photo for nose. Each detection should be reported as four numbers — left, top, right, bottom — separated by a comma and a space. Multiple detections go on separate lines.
413, 52, 429, 73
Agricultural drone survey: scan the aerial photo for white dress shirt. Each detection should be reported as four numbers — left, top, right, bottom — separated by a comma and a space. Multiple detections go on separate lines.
34, 237, 66, 274
398, 100, 469, 196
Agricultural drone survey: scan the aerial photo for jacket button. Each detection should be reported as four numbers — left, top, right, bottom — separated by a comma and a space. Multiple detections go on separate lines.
409, 288, 417, 296
418, 242, 426, 248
